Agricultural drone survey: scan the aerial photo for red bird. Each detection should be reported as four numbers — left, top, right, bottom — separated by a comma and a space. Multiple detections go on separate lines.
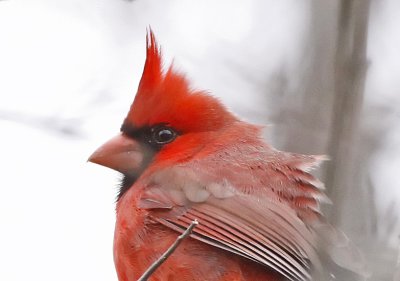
89, 31, 365, 281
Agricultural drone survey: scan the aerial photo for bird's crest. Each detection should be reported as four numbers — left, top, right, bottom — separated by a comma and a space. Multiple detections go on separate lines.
137, 30, 163, 95
124, 29, 236, 133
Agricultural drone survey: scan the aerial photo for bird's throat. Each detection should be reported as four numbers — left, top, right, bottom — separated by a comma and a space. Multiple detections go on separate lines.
118, 174, 138, 201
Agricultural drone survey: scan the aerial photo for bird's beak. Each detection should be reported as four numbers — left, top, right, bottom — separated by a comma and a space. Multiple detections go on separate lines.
88, 134, 144, 174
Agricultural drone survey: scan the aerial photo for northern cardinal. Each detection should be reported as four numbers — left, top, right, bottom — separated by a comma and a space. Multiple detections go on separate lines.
89, 31, 365, 281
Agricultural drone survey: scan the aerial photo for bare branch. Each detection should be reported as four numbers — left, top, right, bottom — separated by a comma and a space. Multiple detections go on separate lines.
325, 0, 371, 227
137, 220, 199, 281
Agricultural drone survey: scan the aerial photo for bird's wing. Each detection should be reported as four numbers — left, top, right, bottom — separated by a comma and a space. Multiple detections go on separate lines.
138, 147, 327, 281
143, 192, 319, 281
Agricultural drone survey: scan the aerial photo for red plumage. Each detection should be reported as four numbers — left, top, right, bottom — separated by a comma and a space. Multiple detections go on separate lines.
89, 30, 365, 281
125, 31, 236, 133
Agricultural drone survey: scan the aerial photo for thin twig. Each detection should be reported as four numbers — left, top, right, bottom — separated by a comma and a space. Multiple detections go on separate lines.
137, 220, 199, 281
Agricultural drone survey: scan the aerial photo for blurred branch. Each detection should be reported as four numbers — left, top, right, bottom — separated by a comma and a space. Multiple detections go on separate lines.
137, 220, 199, 281
366, 176, 378, 236
0, 109, 83, 137
273, 1, 338, 156
325, 0, 371, 226
394, 241, 400, 281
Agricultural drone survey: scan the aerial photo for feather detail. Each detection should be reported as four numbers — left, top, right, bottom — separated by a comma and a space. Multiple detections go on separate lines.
96, 31, 369, 281
123, 29, 237, 133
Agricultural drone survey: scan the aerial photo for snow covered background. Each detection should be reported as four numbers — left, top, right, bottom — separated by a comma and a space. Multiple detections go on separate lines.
0, 0, 399, 280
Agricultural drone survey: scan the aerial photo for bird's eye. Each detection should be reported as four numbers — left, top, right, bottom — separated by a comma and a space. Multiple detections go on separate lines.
151, 126, 177, 145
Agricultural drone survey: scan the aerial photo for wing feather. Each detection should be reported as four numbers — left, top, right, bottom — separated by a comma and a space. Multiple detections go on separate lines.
141, 140, 329, 280
147, 193, 320, 281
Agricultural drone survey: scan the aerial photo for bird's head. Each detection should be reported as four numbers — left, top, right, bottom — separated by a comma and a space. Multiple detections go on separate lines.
88, 30, 237, 199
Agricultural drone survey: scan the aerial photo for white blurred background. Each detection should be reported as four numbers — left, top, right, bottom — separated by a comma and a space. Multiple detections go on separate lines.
0, 0, 399, 280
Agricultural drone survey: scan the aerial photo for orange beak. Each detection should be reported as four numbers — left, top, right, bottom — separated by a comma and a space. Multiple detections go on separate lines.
88, 134, 145, 174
